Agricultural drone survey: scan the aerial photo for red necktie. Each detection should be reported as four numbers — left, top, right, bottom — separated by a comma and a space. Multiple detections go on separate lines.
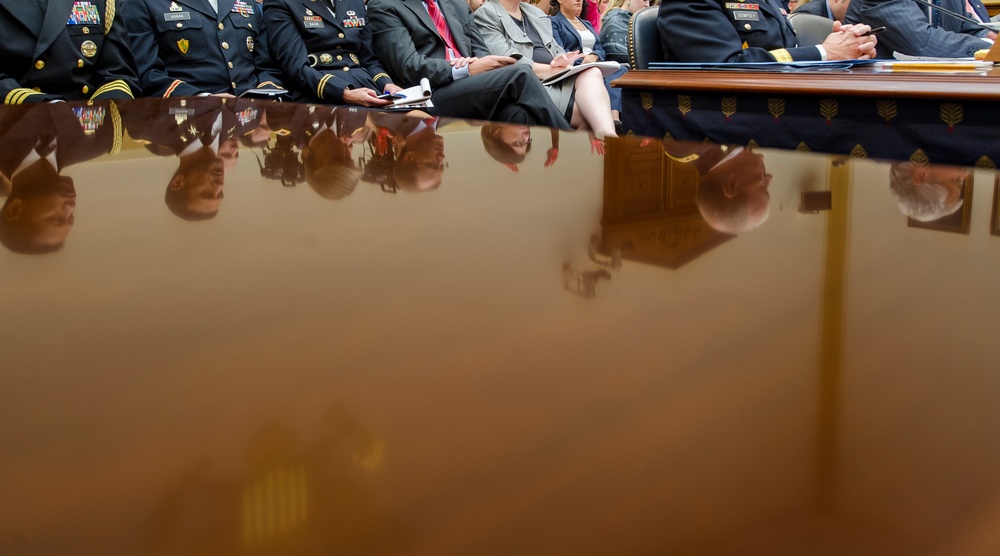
425, 0, 461, 60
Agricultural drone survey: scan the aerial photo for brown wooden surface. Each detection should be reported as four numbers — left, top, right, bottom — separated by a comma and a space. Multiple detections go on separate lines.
613, 68, 1000, 101
984, 0, 1000, 16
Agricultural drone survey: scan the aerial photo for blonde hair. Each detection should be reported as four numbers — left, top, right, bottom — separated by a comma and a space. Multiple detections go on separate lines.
602, 0, 629, 16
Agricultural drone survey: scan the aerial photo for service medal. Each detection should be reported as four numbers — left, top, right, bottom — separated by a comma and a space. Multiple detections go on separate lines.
320, 53, 333, 64
350, 53, 358, 64
246, 36, 255, 52
81, 40, 98, 58
169, 1, 182, 10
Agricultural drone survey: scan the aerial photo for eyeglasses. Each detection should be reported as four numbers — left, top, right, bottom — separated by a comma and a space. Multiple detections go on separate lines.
509, 138, 532, 147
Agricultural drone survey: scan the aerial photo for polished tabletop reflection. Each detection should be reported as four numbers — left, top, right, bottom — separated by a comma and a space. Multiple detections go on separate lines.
2, 99, 1000, 555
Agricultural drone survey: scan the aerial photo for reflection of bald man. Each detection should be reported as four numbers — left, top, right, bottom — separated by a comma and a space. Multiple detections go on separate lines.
664, 143, 773, 234
889, 162, 967, 222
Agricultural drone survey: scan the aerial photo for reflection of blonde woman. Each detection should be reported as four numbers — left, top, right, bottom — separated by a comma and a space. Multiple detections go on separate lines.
600, 0, 650, 64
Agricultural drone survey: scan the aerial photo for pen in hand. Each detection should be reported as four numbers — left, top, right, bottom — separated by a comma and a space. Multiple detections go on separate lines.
866, 26, 887, 36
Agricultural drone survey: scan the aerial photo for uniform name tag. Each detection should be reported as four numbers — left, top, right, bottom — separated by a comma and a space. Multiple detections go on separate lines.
725, 2, 759, 8
304, 16, 324, 28
164, 12, 191, 21
733, 10, 760, 20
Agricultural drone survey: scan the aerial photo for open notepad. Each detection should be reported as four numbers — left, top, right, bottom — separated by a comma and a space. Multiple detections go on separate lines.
387, 78, 433, 109
541, 61, 621, 85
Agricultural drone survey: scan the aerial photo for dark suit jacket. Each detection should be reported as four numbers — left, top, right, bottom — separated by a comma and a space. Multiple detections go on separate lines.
0, 0, 139, 103
368, 0, 489, 89
550, 12, 607, 62
124, 0, 284, 97
845, 0, 991, 57
263, 0, 393, 103
658, 0, 823, 62
794, 0, 832, 19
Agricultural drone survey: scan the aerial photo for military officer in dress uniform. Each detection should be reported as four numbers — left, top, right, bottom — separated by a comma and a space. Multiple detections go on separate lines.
657, 0, 878, 62
123, 0, 285, 97
263, 0, 399, 105
0, 0, 139, 104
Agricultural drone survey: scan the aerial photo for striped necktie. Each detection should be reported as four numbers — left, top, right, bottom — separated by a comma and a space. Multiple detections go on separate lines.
425, 0, 462, 60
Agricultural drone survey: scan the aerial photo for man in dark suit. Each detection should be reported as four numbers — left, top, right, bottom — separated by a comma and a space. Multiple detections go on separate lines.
845, 0, 994, 57
367, 0, 570, 128
658, 0, 877, 62
1, 0, 139, 104
123, 0, 285, 97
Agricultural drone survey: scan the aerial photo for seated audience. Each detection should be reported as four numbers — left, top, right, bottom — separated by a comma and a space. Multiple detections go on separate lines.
124, 0, 284, 97
550, 0, 626, 120
845, 0, 994, 58
263, 0, 400, 106
475, 0, 617, 139
1, 0, 138, 103
600, 0, 650, 64
658, 0, 877, 62
367, 0, 571, 128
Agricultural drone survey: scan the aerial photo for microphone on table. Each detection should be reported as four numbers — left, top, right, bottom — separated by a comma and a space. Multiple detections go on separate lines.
906, 0, 1000, 32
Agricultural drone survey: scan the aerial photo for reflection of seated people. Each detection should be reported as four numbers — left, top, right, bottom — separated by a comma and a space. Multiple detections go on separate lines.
124, 98, 264, 221
0, 103, 121, 254
371, 113, 448, 192
888, 162, 967, 222
480, 123, 560, 171
665, 142, 772, 234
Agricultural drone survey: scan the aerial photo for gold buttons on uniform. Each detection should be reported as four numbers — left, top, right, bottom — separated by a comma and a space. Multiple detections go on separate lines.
744, 23, 751, 30
336, 55, 342, 61
35, 60, 44, 70
231, 81, 237, 89
228, 62, 234, 68
219, 23, 225, 30
342, 66, 349, 71
33, 87, 40, 91
222, 42, 229, 49
82, 85, 89, 94
83, 26, 90, 34
248, 23, 253, 29
176, 22, 182, 28
78, 59, 84, 67
338, 33, 345, 38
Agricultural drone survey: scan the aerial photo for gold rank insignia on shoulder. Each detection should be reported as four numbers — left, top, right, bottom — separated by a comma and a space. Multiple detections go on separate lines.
169, 1, 182, 10
81, 40, 98, 58
247, 36, 255, 52
350, 53, 359, 63
177, 38, 189, 54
